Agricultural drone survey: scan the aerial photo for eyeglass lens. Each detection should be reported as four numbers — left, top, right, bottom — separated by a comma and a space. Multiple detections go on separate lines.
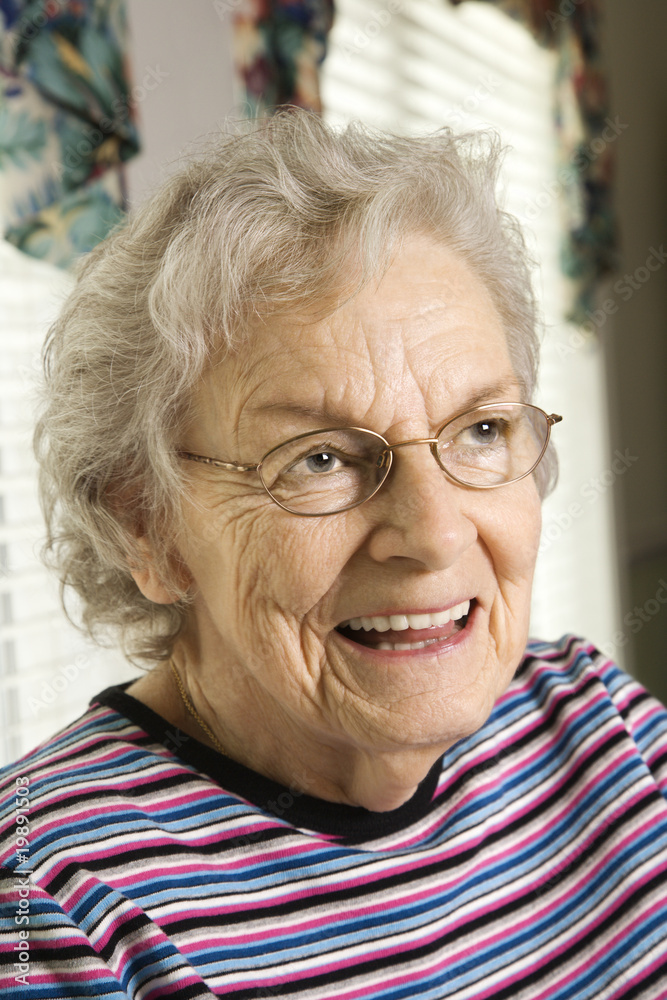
435, 404, 547, 487
260, 428, 388, 515
259, 404, 550, 515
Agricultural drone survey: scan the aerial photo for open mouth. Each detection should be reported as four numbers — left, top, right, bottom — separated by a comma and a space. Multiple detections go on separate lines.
334, 600, 473, 651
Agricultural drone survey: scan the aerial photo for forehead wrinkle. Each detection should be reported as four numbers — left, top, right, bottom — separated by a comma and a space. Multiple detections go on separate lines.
220, 359, 277, 438
227, 323, 522, 436
223, 281, 453, 424
195, 346, 292, 455
236, 327, 379, 428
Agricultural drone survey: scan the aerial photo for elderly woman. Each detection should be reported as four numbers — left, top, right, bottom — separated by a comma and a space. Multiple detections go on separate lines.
2, 110, 667, 998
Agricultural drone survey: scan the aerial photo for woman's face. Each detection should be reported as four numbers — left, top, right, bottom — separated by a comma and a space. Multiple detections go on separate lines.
168, 237, 542, 807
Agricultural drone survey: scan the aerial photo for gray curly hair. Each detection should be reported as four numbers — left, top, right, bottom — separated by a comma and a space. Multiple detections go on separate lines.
35, 109, 553, 664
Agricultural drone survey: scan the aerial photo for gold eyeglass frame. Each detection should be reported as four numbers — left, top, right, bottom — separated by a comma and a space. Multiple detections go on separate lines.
179, 402, 563, 517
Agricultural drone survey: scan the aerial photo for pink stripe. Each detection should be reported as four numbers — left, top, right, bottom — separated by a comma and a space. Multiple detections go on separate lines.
466, 819, 667, 1000
28, 970, 121, 983
440, 733, 637, 863
526, 895, 667, 1000
607, 938, 667, 999
114, 777, 652, 925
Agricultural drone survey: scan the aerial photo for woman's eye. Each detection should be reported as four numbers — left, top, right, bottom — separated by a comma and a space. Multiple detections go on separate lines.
459, 419, 508, 446
269, 433, 379, 490
303, 451, 341, 474
284, 446, 349, 478
472, 420, 498, 442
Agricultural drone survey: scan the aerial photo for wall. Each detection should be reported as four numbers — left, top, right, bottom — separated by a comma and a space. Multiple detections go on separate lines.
602, 1, 667, 698
125, 0, 237, 205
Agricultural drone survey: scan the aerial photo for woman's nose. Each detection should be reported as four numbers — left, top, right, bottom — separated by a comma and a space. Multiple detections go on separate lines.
364, 443, 477, 570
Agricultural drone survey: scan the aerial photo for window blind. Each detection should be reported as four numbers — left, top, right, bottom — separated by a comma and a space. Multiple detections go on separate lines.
0, 242, 135, 767
321, 0, 621, 658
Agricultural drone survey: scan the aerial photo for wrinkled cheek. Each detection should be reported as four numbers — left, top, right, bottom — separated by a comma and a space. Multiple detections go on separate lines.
504, 481, 541, 569
485, 486, 541, 643
522, 495, 542, 582
173, 503, 267, 613
204, 515, 332, 638
214, 517, 287, 620
244, 515, 351, 608
178, 496, 358, 678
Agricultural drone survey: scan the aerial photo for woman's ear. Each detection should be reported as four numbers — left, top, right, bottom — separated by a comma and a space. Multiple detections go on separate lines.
130, 537, 189, 605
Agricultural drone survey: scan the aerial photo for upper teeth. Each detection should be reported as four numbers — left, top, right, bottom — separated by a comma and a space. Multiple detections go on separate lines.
343, 601, 470, 632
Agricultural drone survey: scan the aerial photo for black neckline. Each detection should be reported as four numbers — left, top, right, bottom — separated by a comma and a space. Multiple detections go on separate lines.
93, 685, 444, 844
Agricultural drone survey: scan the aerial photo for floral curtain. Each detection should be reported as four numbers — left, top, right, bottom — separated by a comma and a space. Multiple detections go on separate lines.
0, 0, 139, 269
232, 0, 334, 116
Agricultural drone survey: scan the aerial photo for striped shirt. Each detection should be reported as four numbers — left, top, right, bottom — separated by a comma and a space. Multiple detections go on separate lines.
2, 635, 667, 999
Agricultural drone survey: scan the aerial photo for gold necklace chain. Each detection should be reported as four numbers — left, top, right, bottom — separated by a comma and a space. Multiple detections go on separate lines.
169, 661, 227, 756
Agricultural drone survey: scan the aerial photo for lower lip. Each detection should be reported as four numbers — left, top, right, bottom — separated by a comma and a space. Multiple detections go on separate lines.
334, 602, 478, 659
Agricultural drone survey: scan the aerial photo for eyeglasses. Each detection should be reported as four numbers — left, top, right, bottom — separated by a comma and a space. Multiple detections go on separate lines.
180, 402, 562, 517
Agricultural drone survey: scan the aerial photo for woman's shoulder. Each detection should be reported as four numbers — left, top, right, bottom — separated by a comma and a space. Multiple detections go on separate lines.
505, 633, 667, 792
518, 632, 664, 717
0, 693, 200, 865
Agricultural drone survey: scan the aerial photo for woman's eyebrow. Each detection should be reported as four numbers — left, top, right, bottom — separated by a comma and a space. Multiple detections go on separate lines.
256, 400, 353, 424
255, 378, 524, 425
460, 378, 525, 411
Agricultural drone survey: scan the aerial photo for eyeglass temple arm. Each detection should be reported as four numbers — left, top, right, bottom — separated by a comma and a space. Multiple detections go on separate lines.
179, 452, 259, 473
547, 414, 563, 426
